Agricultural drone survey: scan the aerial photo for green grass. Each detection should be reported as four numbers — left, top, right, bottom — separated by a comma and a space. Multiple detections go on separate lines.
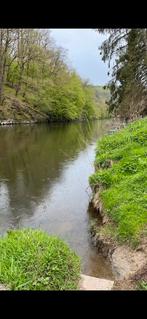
138, 281, 147, 290
89, 117, 147, 245
0, 229, 80, 290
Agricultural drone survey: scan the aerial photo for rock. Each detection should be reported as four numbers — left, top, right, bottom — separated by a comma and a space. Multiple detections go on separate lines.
0, 284, 8, 290
0, 119, 15, 125
79, 274, 114, 290
0, 119, 37, 126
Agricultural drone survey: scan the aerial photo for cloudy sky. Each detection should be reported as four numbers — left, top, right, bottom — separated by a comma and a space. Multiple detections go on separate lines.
50, 29, 109, 86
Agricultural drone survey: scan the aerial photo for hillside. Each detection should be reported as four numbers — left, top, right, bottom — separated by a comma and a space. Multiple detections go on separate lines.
88, 85, 110, 118
0, 29, 98, 124
0, 84, 110, 124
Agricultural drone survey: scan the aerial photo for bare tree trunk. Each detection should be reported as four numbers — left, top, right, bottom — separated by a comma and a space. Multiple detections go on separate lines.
15, 64, 24, 96
0, 29, 4, 104
0, 29, 11, 104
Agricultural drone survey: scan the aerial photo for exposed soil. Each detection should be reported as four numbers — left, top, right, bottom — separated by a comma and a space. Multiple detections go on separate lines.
0, 96, 48, 123
89, 193, 147, 289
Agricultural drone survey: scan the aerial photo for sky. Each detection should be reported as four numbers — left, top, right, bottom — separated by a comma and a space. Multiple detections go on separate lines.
50, 29, 109, 86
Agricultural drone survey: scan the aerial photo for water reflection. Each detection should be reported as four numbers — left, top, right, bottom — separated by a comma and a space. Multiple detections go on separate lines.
0, 120, 114, 278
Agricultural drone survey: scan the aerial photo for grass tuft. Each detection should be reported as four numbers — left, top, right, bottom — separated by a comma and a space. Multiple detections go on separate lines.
0, 229, 80, 290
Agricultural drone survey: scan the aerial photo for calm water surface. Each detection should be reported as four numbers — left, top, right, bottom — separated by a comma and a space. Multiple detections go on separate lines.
0, 120, 115, 279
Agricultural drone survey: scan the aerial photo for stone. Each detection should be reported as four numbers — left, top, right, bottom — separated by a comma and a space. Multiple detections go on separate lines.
0, 284, 8, 290
79, 274, 114, 290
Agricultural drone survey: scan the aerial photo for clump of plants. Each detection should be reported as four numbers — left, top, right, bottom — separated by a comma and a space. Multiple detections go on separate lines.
0, 229, 81, 290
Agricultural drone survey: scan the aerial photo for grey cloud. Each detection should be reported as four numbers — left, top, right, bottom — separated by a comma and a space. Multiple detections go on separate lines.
50, 29, 109, 85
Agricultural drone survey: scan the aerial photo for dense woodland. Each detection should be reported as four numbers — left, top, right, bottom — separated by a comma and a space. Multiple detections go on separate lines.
0, 29, 108, 122
97, 29, 147, 120
0, 29, 146, 122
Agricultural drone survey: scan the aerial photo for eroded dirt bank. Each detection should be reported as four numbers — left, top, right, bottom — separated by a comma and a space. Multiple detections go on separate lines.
89, 192, 147, 290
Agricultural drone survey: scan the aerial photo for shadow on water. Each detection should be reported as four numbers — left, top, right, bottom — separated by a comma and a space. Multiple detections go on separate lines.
0, 119, 114, 278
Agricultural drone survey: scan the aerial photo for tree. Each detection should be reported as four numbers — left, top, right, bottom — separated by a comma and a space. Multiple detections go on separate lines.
0, 28, 96, 122
0, 29, 17, 104
97, 29, 147, 119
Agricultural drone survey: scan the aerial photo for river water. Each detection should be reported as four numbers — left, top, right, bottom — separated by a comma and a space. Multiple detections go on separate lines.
0, 120, 115, 279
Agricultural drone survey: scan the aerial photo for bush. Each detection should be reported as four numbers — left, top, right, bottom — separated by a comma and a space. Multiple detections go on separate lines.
0, 229, 80, 290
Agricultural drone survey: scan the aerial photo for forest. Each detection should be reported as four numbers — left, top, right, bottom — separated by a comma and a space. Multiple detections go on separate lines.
0, 29, 108, 122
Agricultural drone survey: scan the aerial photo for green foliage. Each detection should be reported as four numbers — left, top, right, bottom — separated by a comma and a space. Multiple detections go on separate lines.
98, 29, 147, 119
46, 72, 86, 121
89, 169, 112, 188
139, 281, 147, 290
89, 117, 147, 244
6, 65, 97, 122
2, 29, 97, 122
0, 229, 80, 290
88, 85, 110, 118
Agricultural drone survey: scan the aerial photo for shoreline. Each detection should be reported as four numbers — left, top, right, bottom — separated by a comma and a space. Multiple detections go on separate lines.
89, 194, 147, 289
89, 118, 147, 290
0, 117, 112, 126
0, 119, 40, 125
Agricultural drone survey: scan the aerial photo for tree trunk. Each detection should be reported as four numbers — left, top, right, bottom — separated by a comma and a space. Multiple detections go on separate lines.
0, 30, 4, 104
15, 64, 24, 96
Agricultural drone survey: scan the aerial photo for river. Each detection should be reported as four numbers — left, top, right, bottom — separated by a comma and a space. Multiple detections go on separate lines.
0, 120, 114, 279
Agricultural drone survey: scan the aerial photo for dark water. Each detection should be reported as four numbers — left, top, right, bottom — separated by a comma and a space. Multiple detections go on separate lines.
0, 120, 114, 279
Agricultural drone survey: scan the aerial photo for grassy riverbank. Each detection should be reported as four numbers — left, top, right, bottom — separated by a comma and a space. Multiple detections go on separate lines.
89, 117, 147, 246
0, 229, 80, 290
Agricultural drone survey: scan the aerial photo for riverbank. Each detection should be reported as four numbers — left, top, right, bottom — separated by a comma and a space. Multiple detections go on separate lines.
0, 95, 48, 124
0, 95, 108, 126
89, 117, 147, 289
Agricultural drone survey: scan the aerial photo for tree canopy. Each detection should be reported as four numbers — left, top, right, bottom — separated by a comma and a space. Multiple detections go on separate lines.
97, 29, 147, 119
0, 29, 102, 121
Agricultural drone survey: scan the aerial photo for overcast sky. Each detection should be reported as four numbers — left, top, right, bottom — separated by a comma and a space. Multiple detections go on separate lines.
50, 29, 109, 86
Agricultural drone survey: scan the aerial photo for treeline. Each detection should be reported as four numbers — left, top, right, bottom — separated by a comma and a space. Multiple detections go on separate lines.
97, 29, 147, 120
0, 29, 96, 121
88, 85, 110, 118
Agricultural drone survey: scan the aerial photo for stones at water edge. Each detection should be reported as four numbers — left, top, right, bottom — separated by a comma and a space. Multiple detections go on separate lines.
0, 119, 38, 125
0, 119, 14, 125
79, 274, 114, 290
